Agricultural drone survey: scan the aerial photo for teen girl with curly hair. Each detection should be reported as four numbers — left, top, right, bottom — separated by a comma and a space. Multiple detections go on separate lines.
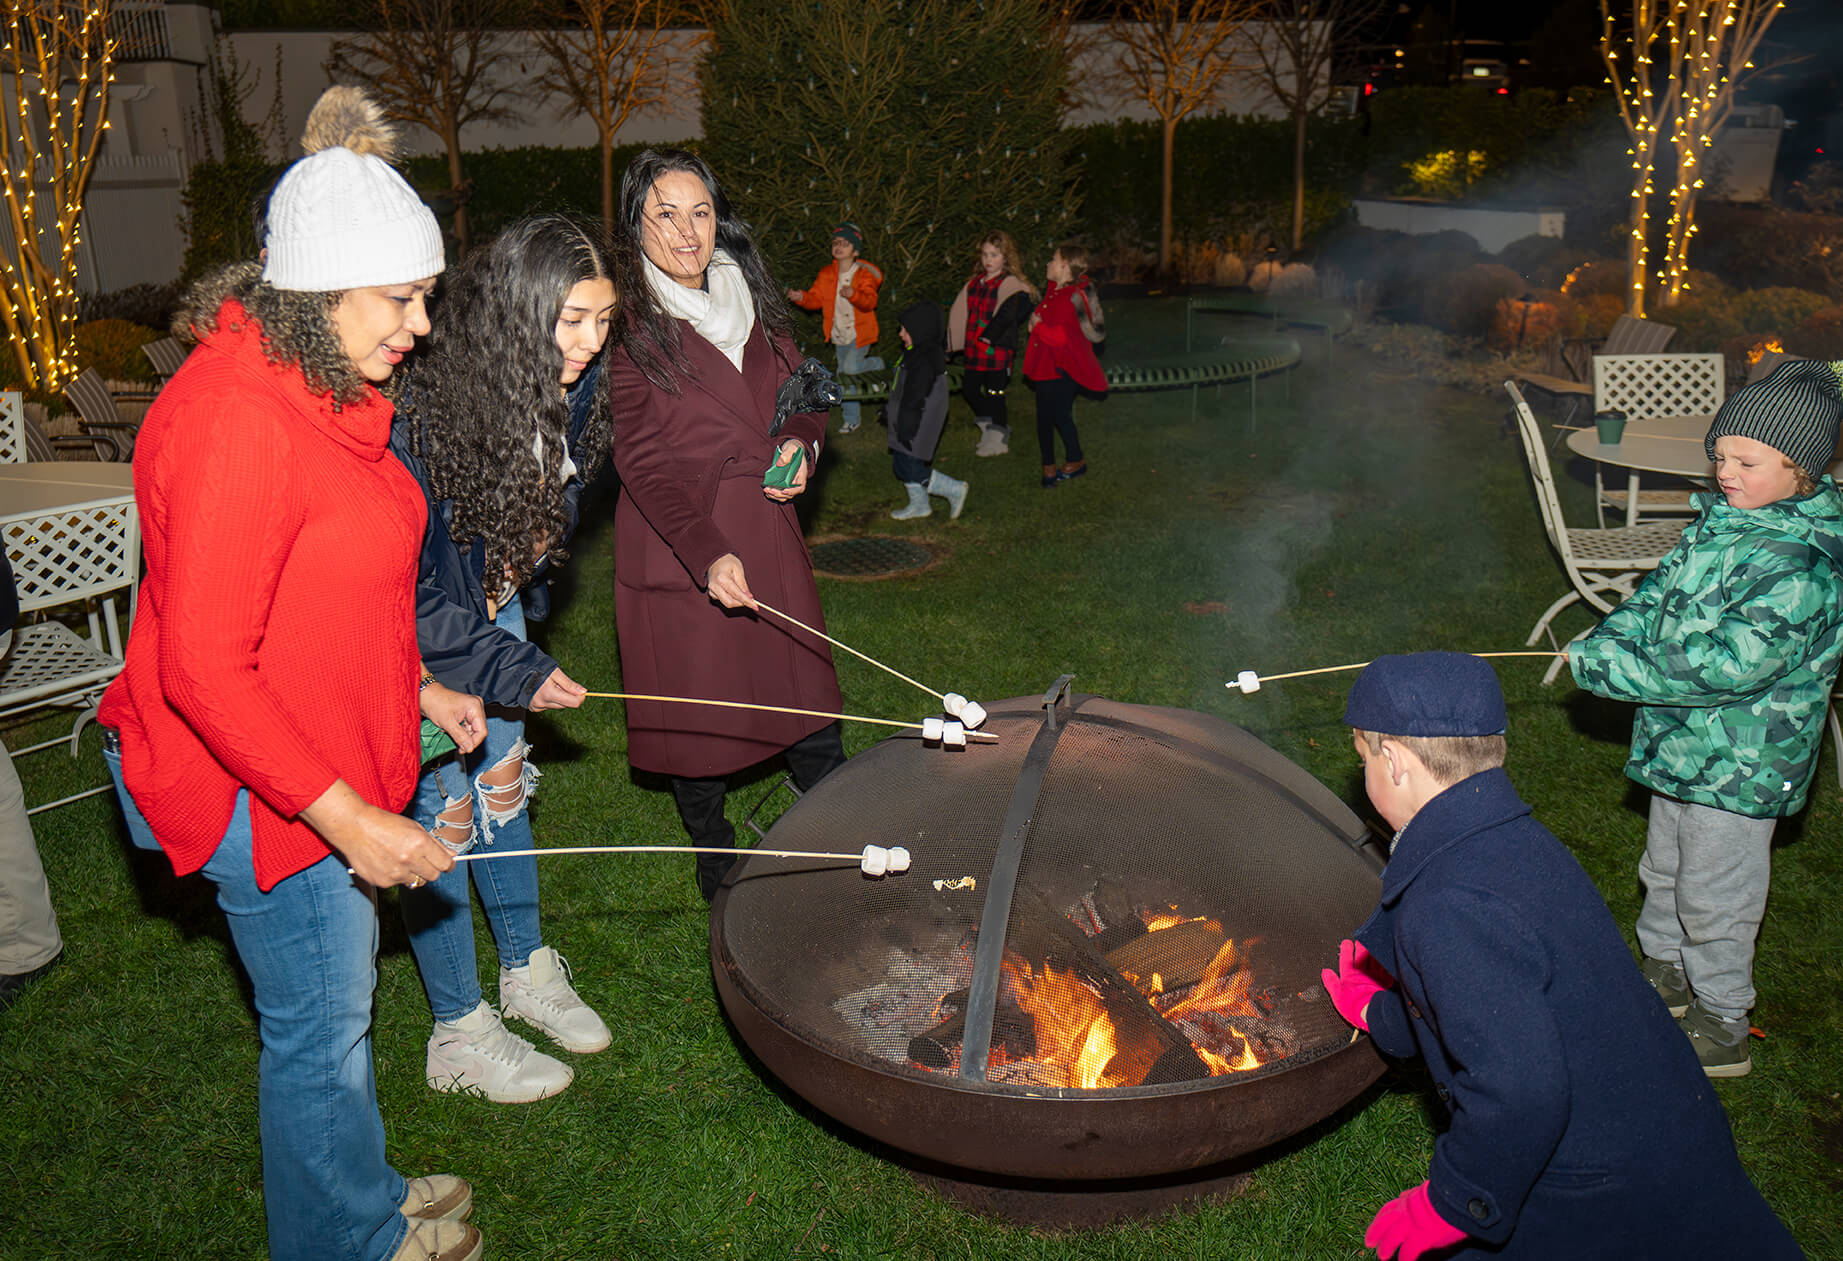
390, 214, 619, 1103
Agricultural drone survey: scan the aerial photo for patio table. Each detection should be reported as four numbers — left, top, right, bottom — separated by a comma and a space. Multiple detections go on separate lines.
1, 461, 139, 606
1564, 413, 1713, 527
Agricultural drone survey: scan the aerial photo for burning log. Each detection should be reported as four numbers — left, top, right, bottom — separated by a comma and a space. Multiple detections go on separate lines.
999, 891, 1213, 1088
908, 996, 1036, 1071
1104, 917, 1229, 995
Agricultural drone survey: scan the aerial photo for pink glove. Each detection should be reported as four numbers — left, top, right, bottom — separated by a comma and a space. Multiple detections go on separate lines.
1321, 937, 1394, 1032
1364, 1182, 1469, 1260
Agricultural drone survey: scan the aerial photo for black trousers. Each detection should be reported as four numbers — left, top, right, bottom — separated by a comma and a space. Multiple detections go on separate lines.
962, 367, 1011, 432
1032, 373, 1084, 467
670, 723, 847, 897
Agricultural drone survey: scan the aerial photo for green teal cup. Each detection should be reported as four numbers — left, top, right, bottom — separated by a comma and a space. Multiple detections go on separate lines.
1595, 411, 1626, 445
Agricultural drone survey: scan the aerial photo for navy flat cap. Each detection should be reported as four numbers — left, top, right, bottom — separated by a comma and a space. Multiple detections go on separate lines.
1344, 652, 1507, 737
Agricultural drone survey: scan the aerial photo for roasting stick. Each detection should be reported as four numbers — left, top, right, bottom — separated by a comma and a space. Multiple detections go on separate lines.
1553, 425, 1705, 442
580, 691, 997, 742
752, 599, 989, 729
450, 844, 912, 876
356, 844, 912, 880
1228, 651, 1565, 693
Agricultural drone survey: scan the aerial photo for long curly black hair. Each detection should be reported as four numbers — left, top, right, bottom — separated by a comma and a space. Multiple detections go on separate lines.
177, 261, 371, 408
614, 148, 793, 394
393, 214, 618, 596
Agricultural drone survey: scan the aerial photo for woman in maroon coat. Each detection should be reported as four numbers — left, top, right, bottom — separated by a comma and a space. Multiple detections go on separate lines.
608, 149, 845, 901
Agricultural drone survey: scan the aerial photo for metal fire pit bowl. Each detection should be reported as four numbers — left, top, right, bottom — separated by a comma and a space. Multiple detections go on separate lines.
709, 686, 1387, 1206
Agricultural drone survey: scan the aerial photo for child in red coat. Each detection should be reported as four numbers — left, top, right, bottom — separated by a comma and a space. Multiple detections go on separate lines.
1022, 244, 1107, 489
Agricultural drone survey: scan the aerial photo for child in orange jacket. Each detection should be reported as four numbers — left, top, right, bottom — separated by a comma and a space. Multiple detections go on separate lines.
787, 221, 882, 433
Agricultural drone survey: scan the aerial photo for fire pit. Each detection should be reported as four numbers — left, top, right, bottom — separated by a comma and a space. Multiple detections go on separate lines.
710, 682, 1387, 1225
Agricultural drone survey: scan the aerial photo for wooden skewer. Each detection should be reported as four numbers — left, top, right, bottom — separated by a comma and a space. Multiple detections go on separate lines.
453, 845, 873, 864
1554, 425, 1708, 443
752, 599, 947, 704
1238, 651, 1565, 687
581, 691, 997, 740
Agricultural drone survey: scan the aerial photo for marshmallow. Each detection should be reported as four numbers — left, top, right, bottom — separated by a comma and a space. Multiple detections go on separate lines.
888, 847, 911, 873
1232, 670, 1261, 694
922, 717, 944, 742
943, 692, 966, 715
861, 845, 889, 876
943, 693, 987, 730
943, 720, 966, 748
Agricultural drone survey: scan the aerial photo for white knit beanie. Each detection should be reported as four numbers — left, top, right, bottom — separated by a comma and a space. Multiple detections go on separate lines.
262, 87, 444, 291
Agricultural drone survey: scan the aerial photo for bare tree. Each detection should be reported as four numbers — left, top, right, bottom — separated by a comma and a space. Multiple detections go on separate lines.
1104, 0, 1264, 275
531, 0, 694, 232
0, 0, 114, 392
328, 0, 527, 255
1247, 0, 1387, 253
1601, 0, 1680, 319
1654, 0, 1780, 307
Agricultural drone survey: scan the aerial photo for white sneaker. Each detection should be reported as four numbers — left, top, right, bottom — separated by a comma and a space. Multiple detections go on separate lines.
500, 945, 612, 1054
426, 1000, 573, 1103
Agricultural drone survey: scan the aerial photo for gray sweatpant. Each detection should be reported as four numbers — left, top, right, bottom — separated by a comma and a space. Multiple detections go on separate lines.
0, 629, 62, 975
1636, 793, 1776, 1022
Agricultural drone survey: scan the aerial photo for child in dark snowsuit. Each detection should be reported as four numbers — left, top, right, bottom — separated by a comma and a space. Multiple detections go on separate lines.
886, 301, 966, 520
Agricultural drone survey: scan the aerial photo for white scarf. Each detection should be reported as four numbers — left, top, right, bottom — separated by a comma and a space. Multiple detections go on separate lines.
643, 247, 757, 372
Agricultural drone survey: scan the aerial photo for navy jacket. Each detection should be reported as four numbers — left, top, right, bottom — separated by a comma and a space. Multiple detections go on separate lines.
393, 363, 601, 708
1356, 768, 1800, 1259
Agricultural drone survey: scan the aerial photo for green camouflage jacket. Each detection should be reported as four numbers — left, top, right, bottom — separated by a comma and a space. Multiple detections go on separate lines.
1570, 478, 1843, 817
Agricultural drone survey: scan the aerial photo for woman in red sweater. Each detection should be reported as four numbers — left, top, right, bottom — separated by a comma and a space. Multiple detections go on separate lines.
98, 88, 486, 1261
1022, 243, 1108, 488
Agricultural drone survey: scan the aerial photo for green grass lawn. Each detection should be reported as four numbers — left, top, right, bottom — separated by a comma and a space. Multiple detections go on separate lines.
5, 299, 1840, 1259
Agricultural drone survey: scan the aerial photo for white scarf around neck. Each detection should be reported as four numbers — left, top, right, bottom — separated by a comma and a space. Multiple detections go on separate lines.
643, 247, 757, 372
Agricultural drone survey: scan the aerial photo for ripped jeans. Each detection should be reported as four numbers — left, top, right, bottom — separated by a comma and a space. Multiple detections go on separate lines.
400, 594, 546, 1023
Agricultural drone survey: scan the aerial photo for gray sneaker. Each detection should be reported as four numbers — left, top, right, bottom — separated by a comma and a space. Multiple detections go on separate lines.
1679, 1001, 1751, 1078
1639, 955, 1690, 1017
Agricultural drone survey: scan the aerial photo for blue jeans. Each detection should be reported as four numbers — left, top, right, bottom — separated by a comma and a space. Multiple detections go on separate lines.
401, 592, 543, 1022
835, 343, 882, 428
106, 748, 409, 1261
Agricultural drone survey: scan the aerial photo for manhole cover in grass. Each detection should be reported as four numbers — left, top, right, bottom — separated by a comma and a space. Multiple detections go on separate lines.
809, 535, 934, 578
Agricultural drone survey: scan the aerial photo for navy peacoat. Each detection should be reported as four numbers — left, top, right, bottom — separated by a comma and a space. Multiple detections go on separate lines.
1355, 768, 1801, 1259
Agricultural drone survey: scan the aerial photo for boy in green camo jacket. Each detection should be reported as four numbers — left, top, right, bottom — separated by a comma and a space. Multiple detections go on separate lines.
1570, 359, 1843, 1079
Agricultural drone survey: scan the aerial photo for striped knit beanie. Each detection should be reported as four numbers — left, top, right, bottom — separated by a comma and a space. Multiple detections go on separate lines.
1704, 359, 1843, 478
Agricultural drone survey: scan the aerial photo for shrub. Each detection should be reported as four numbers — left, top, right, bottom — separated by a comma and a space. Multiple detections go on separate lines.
75, 319, 162, 383
1725, 286, 1832, 335
1489, 289, 1567, 353
1441, 262, 1525, 339
1787, 306, 1843, 360
1787, 161, 1843, 216
179, 155, 286, 283
1690, 203, 1843, 300
1495, 235, 1597, 289
81, 282, 183, 330
1213, 251, 1247, 288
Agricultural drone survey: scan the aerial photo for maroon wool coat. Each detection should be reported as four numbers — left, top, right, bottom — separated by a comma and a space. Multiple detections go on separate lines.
608, 319, 841, 778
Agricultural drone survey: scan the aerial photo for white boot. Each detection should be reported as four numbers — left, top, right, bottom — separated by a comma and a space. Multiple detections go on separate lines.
890, 482, 932, 520
974, 423, 1009, 457
500, 945, 612, 1053
926, 470, 968, 519
426, 999, 573, 1103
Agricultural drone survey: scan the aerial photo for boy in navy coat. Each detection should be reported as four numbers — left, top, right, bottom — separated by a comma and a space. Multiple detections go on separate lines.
1322, 652, 1801, 1260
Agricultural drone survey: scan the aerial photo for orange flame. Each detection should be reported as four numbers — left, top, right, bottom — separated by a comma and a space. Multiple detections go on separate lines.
1747, 336, 1786, 366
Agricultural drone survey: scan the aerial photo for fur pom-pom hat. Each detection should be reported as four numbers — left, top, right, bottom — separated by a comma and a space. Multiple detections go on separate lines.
263, 85, 445, 292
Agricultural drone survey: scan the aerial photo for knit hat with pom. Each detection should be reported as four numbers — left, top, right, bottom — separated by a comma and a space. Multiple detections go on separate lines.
263, 85, 444, 291
1704, 358, 1843, 479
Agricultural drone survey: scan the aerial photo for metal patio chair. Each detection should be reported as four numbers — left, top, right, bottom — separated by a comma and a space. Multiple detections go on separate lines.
1, 485, 139, 812
61, 367, 156, 462
1505, 381, 1687, 684
0, 391, 114, 463
1517, 313, 1678, 442
1590, 352, 1725, 525
141, 336, 189, 382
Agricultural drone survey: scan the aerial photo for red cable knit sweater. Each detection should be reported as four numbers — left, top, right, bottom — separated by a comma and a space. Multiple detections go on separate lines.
98, 300, 426, 891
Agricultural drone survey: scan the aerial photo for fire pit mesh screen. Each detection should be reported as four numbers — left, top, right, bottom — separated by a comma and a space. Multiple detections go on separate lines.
717, 694, 1380, 1100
